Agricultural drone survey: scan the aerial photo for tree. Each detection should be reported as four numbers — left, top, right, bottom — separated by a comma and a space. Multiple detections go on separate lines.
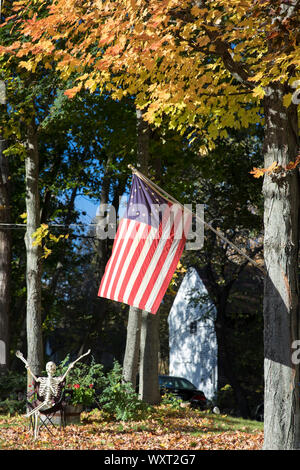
24, 116, 44, 377
0, 78, 11, 372
122, 106, 161, 404
3, 0, 299, 448
137, 108, 160, 404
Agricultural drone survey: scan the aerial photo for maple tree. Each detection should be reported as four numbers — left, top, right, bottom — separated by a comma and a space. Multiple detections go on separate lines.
1, 0, 299, 450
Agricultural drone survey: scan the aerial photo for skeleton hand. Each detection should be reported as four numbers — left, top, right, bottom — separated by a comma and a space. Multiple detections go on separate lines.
16, 350, 25, 361
61, 349, 91, 381
15, 350, 38, 382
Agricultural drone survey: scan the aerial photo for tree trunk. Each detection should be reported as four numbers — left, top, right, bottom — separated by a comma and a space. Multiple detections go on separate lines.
123, 306, 142, 389
25, 122, 43, 380
122, 107, 160, 403
139, 309, 161, 403
136, 108, 160, 404
122, 108, 147, 390
262, 84, 300, 449
0, 123, 11, 372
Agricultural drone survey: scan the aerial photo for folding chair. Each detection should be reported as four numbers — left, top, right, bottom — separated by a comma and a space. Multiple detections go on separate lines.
27, 379, 67, 439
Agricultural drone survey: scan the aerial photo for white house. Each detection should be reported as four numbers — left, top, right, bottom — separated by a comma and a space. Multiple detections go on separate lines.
168, 267, 218, 400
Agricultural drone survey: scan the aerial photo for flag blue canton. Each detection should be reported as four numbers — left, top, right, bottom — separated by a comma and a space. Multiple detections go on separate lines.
125, 174, 169, 228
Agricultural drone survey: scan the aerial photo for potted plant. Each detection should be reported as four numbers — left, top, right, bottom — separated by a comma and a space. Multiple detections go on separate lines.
56, 355, 105, 424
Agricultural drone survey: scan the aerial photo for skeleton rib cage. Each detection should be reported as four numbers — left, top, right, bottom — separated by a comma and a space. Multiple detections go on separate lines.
28, 377, 66, 409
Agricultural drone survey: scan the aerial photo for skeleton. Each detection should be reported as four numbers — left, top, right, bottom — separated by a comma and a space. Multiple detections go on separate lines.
16, 349, 91, 439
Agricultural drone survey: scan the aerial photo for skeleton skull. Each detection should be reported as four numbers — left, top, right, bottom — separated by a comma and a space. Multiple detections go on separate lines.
46, 361, 57, 376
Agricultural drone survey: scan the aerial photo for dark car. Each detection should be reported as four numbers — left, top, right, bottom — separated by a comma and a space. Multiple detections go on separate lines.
158, 375, 207, 409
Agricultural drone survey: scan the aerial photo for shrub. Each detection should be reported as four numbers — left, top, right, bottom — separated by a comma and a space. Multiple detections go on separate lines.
0, 371, 27, 414
216, 384, 236, 414
98, 361, 150, 421
161, 392, 184, 410
0, 398, 25, 415
55, 355, 106, 408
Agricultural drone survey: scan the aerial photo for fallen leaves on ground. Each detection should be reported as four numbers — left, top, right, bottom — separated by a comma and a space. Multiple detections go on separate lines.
0, 406, 263, 450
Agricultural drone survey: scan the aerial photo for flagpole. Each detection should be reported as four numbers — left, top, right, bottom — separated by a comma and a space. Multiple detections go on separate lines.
128, 164, 266, 276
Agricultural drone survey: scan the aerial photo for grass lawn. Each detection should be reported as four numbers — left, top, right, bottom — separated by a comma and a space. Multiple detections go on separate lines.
0, 405, 263, 450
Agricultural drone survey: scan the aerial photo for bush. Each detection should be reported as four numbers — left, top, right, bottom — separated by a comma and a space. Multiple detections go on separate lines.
0, 371, 27, 415
55, 355, 106, 408
98, 361, 150, 421
216, 384, 236, 414
0, 399, 25, 415
161, 392, 184, 410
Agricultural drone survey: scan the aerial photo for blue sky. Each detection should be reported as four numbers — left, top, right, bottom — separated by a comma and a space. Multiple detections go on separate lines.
76, 195, 100, 225
75, 192, 128, 227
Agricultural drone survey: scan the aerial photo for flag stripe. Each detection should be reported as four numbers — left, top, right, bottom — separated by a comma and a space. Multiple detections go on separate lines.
107, 222, 137, 301
105, 219, 137, 299
138, 206, 184, 311
129, 205, 179, 308
122, 225, 158, 304
98, 218, 130, 298
149, 212, 192, 314
116, 223, 153, 303
112, 222, 150, 302
125, 230, 160, 307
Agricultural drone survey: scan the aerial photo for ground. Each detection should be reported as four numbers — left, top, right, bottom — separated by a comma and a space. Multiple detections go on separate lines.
0, 405, 263, 450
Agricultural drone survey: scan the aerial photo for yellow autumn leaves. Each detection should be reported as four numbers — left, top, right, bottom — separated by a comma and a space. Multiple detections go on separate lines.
31, 223, 69, 259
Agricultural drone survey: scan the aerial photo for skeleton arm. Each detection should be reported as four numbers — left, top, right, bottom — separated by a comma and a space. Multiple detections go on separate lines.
15, 351, 39, 382
60, 349, 91, 382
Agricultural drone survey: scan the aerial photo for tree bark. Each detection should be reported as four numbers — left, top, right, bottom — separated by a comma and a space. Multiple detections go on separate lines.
139, 309, 161, 403
25, 122, 43, 380
0, 124, 11, 372
262, 84, 300, 449
122, 107, 160, 403
136, 108, 160, 404
123, 306, 142, 389
122, 108, 147, 390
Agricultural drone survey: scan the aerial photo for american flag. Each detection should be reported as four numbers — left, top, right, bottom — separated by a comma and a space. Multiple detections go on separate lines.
98, 174, 192, 314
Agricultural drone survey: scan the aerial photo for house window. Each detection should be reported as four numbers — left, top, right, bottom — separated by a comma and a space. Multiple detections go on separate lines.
190, 321, 197, 334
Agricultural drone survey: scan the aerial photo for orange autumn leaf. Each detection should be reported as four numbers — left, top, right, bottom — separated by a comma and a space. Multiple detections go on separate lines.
250, 167, 266, 178
64, 83, 82, 99
285, 154, 300, 171
250, 162, 279, 178
251, 154, 300, 178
